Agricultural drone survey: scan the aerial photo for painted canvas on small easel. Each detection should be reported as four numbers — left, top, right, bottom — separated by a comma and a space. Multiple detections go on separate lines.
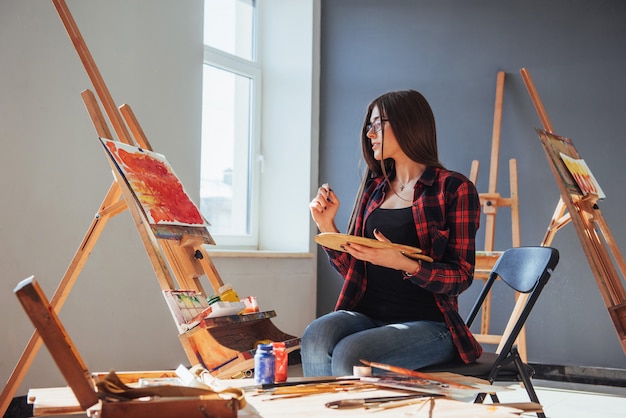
537, 129, 585, 197
559, 153, 606, 199
99, 138, 206, 227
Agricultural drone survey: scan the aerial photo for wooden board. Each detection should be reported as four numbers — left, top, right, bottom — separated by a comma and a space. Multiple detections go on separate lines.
28, 386, 239, 418
14, 277, 99, 410
315, 233, 433, 262
100, 396, 237, 418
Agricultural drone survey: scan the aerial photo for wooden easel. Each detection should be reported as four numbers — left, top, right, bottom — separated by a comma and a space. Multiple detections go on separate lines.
14, 276, 241, 418
470, 71, 525, 359
520, 67, 626, 354
0, 1, 298, 415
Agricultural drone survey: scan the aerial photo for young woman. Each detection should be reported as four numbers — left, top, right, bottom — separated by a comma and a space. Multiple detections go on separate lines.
302, 89, 482, 376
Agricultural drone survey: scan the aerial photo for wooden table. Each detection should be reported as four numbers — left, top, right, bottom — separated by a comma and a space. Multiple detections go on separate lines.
28, 375, 526, 418
235, 381, 523, 417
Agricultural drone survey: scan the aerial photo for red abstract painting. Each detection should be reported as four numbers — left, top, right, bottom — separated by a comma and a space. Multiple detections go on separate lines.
100, 138, 205, 227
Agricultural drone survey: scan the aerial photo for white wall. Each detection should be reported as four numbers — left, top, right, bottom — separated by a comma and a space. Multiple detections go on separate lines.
0, 0, 317, 397
257, 0, 319, 251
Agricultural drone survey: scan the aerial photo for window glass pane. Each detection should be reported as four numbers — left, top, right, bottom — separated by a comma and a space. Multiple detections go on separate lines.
200, 65, 252, 236
204, 0, 254, 61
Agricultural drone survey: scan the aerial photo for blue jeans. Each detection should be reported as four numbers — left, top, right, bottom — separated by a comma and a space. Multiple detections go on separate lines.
301, 310, 456, 376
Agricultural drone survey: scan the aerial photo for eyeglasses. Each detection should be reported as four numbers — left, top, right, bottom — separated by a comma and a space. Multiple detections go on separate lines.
366, 119, 388, 134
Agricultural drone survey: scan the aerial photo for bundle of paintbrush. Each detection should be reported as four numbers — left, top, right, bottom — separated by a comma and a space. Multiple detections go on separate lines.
256, 380, 378, 400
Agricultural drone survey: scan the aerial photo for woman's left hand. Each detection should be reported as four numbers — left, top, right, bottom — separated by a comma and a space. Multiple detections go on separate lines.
344, 229, 420, 273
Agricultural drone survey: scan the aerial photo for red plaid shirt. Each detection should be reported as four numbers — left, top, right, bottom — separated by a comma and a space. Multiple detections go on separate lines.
325, 166, 483, 363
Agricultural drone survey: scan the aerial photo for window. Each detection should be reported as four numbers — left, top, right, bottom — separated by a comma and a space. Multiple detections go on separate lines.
201, 0, 317, 253
201, 0, 260, 247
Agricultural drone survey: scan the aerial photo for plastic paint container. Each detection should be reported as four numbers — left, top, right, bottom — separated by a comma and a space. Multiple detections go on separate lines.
272, 342, 288, 383
352, 365, 372, 377
206, 294, 221, 305
218, 283, 240, 303
254, 343, 275, 384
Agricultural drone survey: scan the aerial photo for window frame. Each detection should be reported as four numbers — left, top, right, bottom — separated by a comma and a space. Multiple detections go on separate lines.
200, 0, 319, 254
201, 4, 262, 249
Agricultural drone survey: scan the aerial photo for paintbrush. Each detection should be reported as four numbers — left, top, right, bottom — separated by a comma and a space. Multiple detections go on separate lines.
359, 359, 477, 390
262, 381, 378, 401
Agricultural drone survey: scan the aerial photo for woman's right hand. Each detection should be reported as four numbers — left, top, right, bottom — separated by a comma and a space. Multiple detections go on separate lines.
309, 183, 340, 233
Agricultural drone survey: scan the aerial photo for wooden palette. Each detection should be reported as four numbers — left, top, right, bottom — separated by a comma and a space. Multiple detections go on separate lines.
315, 233, 433, 262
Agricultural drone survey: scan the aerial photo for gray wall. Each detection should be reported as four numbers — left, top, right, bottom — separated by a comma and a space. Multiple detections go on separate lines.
317, 0, 626, 369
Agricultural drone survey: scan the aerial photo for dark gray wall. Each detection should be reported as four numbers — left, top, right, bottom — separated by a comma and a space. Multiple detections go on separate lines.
317, 0, 626, 369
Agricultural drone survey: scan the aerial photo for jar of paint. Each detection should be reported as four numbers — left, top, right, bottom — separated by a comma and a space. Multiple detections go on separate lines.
272, 341, 288, 383
254, 343, 275, 385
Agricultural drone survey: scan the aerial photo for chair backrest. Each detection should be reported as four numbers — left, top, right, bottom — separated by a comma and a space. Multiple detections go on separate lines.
466, 246, 559, 358
492, 247, 559, 294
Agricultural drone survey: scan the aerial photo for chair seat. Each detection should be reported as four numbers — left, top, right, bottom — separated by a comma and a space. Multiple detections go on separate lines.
420, 352, 535, 382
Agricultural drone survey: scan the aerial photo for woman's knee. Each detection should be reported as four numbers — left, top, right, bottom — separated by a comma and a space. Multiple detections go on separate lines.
302, 314, 334, 346
301, 312, 342, 357
330, 334, 373, 375
303, 311, 372, 342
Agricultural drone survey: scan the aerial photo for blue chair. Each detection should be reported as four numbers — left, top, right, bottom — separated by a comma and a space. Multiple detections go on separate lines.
421, 246, 560, 418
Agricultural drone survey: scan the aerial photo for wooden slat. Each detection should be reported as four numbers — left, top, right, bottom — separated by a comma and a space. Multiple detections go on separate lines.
161, 240, 206, 293
119, 103, 153, 150
100, 396, 237, 418
520, 67, 554, 132
28, 387, 83, 416
193, 244, 226, 294
488, 71, 506, 194
81, 89, 113, 140
14, 277, 99, 410
469, 160, 480, 185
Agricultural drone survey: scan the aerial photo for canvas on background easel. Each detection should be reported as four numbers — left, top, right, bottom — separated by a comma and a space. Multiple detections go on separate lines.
0, 1, 299, 416
470, 71, 526, 360
520, 67, 626, 354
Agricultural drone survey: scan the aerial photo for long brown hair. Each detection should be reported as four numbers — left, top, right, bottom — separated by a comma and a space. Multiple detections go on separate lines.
347, 90, 444, 234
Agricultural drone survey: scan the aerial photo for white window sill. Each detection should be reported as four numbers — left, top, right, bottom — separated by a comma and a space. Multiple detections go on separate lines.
203, 248, 314, 259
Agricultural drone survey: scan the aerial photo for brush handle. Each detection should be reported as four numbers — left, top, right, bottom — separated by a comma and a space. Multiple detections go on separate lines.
359, 360, 476, 390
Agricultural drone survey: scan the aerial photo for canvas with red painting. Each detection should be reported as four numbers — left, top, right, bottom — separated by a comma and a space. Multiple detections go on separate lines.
99, 138, 206, 227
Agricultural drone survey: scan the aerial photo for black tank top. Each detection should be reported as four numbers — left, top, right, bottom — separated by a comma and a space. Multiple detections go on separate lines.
354, 206, 444, 323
